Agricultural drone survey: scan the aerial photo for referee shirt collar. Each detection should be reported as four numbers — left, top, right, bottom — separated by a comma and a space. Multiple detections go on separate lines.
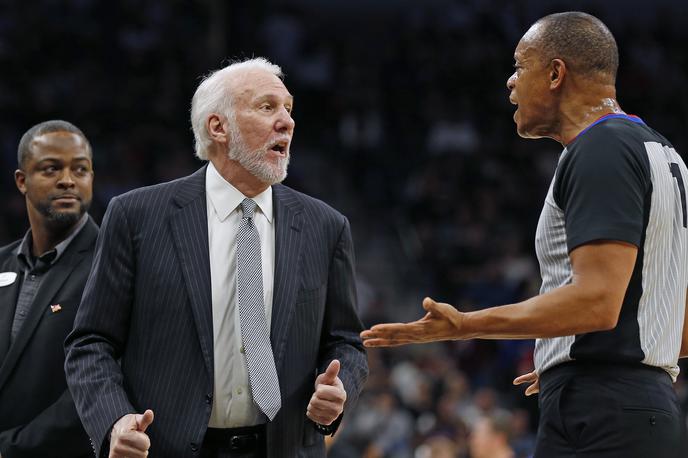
206, 161, 273, 223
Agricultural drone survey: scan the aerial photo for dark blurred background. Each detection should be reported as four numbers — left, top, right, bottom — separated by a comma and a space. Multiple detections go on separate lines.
1, 1, 687, 456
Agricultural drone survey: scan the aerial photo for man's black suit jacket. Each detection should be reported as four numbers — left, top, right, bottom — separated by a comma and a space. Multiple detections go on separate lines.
0, 217, 97, 458
65, 166, 368, 457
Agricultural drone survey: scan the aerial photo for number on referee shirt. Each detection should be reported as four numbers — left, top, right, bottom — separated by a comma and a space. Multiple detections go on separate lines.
670, 162, 687, 228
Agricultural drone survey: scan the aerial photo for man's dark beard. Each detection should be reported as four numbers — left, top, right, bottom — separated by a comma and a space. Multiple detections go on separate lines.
36, 197, 91, 230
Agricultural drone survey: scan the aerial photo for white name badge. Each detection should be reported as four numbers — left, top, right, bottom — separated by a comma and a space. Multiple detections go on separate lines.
0, 272, 18, 287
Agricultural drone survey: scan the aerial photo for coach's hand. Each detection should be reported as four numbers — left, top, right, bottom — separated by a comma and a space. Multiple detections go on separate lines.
513, 371, 540, 396
360, 297, 463, 347
109, 409, 154, 458
307, 360, 347, 426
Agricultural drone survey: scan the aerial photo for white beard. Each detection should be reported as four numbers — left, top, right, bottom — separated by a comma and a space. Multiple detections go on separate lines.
227, 125, 290, 185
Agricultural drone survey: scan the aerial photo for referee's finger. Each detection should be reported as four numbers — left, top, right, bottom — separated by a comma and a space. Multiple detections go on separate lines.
513, 371, 537, 385
525, 383, 540, 396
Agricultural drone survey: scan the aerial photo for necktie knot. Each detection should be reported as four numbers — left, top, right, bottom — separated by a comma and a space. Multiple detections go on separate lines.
240, 198, 257, 220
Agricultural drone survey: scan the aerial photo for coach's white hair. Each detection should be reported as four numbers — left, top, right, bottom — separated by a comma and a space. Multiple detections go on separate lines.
190, 57, 284, 160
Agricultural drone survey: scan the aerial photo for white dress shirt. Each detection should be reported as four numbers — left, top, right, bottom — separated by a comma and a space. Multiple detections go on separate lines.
205, 161, 275, 427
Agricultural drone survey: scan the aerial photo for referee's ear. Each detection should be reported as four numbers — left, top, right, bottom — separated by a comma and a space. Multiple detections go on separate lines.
549, 58, 566, 90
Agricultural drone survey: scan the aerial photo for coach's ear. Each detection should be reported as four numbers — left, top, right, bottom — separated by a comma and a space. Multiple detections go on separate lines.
550, 58, 566, 90
206, 113, 230, 146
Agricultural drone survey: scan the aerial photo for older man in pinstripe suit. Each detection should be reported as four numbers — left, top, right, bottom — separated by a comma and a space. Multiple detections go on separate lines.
64, 57, 368, 458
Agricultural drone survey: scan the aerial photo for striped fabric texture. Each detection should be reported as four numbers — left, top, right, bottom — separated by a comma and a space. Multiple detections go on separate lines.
64, 165, 368, 458
237, 198, 281, 421
534, 119, 688, 380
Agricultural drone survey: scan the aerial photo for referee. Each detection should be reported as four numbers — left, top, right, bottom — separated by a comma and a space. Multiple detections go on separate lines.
361, 12, 688, 457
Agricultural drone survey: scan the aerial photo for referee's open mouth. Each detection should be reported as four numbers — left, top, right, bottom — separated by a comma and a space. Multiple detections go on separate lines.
509, 97, 518, 120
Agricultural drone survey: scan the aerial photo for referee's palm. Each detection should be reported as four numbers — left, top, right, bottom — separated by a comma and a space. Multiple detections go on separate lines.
361, 297, 463, 347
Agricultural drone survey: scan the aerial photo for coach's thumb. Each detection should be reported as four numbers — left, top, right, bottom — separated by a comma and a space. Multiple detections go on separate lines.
321, 360, 341, 385
136, 409, 154, 432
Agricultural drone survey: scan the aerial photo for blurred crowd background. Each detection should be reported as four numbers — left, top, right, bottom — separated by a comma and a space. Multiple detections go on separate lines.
1, 0, 687, 457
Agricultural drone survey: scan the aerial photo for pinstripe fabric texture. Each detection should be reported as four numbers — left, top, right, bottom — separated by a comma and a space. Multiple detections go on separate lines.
237, 198, 281, 420
64, 165, 368, 458
638, 142, 688, 377
534, 129, 688, 380
533, 172, 576, 373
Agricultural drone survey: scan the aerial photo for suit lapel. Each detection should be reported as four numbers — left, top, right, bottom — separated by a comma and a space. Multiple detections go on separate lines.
0, 219, 98, 391
167, 172, 304, 379
0, 256, 21, 363
0, 262, 75, 389
270, 185, 304, 370
169, 166, 214, 380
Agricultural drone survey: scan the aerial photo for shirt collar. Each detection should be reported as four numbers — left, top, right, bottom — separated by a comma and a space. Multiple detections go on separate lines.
15, 213, 89, 269
206, 161, 273, 223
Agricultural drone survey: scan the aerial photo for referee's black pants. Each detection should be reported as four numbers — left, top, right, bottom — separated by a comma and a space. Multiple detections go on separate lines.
534, 361, 684, 458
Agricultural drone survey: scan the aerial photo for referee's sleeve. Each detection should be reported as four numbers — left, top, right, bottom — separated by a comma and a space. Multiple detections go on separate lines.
553, 127, 651, 253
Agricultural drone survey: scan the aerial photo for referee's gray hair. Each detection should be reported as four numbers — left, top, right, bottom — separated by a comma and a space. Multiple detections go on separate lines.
190, 57, 284, 160
17, 120, 92, 169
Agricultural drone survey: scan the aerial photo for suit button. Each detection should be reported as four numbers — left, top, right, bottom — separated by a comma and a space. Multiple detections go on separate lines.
190, 443, 198, 452
206, 394, 212, 404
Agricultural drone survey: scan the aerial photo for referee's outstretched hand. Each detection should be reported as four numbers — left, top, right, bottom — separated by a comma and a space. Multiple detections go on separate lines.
361, 297, 463, 347
513, 371, 540, 396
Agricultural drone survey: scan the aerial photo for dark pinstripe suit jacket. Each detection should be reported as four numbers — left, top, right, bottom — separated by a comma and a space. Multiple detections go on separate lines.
64, 165, 368, 457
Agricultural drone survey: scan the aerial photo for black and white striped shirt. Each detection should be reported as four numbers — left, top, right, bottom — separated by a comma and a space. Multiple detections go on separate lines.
534, 114, 688, 380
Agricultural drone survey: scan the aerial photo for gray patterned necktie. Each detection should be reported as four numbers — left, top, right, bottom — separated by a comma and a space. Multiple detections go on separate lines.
237, 198, 281, 420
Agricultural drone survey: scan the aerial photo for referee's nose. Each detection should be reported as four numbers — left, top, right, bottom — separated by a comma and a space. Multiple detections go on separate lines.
507, 72, 516, 91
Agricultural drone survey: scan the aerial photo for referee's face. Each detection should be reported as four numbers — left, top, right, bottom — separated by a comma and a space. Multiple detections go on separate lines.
507, 27, 557, 139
